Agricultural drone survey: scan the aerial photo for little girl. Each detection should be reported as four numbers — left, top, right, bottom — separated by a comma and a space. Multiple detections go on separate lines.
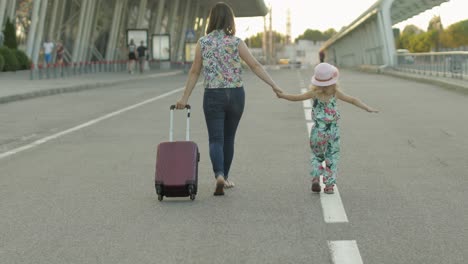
277, 63, 378, 194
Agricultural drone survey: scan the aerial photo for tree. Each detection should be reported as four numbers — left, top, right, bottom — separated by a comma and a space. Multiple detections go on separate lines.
399, 25, 424, 50
295, 29, 325, 43
323, 28, 337, 39
427, 16, 443, 51
440, 19, 468, 48
427, 16, 443, 31
244, 31, 287, 48
3, 18, 18, 50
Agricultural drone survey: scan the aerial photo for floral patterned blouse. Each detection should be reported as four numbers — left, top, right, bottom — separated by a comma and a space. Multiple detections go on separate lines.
199, 30, 244, 89
312, 96, 341, 128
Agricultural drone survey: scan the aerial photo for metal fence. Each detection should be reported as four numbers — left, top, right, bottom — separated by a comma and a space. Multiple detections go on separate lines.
395, 51, 468, 81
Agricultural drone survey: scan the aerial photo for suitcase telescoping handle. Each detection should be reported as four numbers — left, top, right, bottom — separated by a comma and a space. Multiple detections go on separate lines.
169, 105, 191, 142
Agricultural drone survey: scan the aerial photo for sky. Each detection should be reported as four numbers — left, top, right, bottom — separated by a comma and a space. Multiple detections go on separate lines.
234, 0, 468, 40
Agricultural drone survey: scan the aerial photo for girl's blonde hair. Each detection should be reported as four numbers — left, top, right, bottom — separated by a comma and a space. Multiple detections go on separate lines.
311, 83, 340, 98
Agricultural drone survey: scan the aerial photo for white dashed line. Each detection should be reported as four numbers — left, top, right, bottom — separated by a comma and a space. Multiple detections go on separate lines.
328, 240, 364, 264
0, 86, 189, 160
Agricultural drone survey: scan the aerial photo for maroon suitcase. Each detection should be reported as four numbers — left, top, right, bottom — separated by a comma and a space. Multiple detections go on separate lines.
155, 105, 199, 201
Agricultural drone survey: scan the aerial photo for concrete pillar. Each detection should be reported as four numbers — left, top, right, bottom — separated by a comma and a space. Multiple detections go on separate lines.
192, 0, 200, 30
154, 0, 166, 34
47, 0, 60, 42
136, 0, 148, 28
72, 0, 89, 62
31, 0, 49, 64
168, 0, 180, 60
176, 0, 192, 61
106, 0, 125, 60
200, 10, 208, 37
169, 0, 180, 40
7, 0, 16, 19
54, 0, 66, 41
26, 0, 42, 57
80, 0, 99, 61
379, 0, 396, 66
0, 0, 7, 28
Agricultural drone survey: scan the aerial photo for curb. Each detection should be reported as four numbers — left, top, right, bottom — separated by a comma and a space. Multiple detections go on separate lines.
382, 70, 468, 94
0, 71, 183, 105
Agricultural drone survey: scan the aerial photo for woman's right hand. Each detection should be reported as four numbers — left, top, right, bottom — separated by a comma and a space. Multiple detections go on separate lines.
175, 98, 188, 109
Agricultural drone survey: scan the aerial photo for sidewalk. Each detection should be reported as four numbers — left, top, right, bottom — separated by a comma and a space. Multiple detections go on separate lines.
0, 68, 183, 104
382, 69, 468, 94
357, 64, 468, 93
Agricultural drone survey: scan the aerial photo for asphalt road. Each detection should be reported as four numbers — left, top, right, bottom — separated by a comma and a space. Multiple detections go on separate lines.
1, 69, 467, 263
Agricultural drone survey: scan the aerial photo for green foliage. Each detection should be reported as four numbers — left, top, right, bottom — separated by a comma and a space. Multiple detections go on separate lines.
440, 19, 468, 48
295, 29, 325, 43
3, 18, 18, 49
0, 47, 19, 71
323, 28, 337, 39
0, 54, 4, 71
409, 32, 431, 52
397, 19, 468, 52
13, 49, 31, 70
244, 31, 287, 48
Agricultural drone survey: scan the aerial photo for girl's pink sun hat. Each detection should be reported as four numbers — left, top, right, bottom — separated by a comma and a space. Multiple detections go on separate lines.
311, 63, 339, 87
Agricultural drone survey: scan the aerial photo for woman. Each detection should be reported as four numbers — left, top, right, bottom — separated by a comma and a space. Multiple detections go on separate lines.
128, 39, 137, 74
176, 2, 282, 196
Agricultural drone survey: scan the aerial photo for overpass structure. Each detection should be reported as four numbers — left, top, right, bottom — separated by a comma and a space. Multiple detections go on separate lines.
0, 0, 268, 65
321, 0, 449, 68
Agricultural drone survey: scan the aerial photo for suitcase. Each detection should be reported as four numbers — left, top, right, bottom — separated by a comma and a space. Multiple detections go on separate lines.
155, 105, 199, 201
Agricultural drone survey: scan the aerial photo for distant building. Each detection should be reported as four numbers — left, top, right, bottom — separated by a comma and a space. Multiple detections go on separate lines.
277, 40, 324, 68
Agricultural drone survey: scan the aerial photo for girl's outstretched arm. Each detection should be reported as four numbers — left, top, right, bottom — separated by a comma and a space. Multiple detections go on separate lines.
278, 90, 315, 101
336, 90, 379, 112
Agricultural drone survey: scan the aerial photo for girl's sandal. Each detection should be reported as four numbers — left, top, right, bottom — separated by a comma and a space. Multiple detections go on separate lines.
324, 185, 335, 194
311, 178, 321, 193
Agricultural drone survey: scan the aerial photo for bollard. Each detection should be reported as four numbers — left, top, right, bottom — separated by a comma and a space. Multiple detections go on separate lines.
30, 63, 35, 80
38, 64, 43, 80
45, 64, 50, 79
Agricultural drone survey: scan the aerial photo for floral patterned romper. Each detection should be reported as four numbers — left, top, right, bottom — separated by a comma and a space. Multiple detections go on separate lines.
310, 96, 341, 187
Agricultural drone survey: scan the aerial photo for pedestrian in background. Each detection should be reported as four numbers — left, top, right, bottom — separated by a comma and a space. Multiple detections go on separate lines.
137, 40, 147, 74
43, 38, 55, 65
127, 39, 137, 74
175, 2, 283, 196
56, 41, 64, 66
319, 50, 325, 63
277, 63, 378, 194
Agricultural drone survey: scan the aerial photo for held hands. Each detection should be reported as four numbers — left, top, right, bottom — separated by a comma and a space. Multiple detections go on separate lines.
272, 85, 283, 98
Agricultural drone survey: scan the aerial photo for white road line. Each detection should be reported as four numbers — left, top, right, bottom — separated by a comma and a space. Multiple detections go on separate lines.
328, 241, 364, 264
320, 177, 349, 223
304, 109, 312, 121
302, 99, 312, 108
0, 86, 187, 160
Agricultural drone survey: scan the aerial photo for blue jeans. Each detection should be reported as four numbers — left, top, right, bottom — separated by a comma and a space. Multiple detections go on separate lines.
203, 88, 245, 179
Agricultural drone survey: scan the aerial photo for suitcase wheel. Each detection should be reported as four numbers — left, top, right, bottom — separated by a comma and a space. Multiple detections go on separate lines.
188, 185, 196, 201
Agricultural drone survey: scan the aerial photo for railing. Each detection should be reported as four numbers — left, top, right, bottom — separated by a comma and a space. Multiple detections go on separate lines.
395, 51, 468, 81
